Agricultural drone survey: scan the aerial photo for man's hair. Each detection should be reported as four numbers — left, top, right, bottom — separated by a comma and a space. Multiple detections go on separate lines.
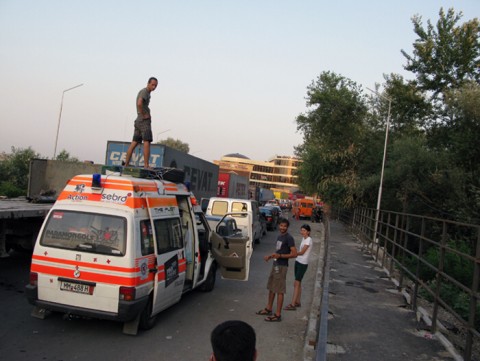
148, 77, 158, 83
211, 320, 256, 361
279, 218, 290, 227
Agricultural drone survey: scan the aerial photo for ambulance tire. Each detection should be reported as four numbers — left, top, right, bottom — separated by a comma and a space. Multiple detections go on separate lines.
139, 296, 158, 330
199, 262, 216, 292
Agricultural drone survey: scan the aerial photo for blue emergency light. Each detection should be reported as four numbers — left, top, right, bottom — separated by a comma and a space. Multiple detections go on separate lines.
92, 173, 102, 189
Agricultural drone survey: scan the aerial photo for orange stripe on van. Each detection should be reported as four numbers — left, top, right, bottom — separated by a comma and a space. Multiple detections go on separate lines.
32, 263, 138, 286
146, 198, 178, 207
32, 255, 135, 273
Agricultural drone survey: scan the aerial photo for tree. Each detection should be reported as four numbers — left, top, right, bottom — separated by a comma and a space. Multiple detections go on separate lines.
0, 147, 43, 197
297, 71, 368, 151
294, 8, 480, 224
158, 137, 190, 153
380, 74, 432, 135
55, 149, 80, 162
443, 82, 480, 178
401, 8, 480, 98
295, 71, 368, 208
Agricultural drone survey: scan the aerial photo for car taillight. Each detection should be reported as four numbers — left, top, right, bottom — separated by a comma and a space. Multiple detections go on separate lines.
29, 272, 38, 286
119, 286, 136, 301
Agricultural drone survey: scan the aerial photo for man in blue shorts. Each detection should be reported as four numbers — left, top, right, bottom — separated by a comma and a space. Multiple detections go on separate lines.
124, 77, 158, 168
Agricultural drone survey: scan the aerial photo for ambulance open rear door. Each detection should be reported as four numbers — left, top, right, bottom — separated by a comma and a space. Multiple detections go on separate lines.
146, 197, 185, 315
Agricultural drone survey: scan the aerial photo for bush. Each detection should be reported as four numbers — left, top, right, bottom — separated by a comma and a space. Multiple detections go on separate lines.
419, 240, 474, 287
420, 280, 480, 331
0, 181, 26, 198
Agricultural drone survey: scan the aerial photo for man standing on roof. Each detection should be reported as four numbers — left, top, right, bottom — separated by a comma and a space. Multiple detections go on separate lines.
124, 77, 158, 169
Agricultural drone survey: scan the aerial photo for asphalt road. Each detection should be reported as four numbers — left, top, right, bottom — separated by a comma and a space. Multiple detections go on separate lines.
0, 215, 324, 361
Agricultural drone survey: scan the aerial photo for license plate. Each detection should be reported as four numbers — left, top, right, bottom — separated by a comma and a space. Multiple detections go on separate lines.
60, 281, 93, 295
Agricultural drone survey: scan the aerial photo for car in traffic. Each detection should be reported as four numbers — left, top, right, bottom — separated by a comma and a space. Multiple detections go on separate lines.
270, 205, 284, 221
259, 206, 278, 231
279, 199, 291, 210
264, 199, 279, 207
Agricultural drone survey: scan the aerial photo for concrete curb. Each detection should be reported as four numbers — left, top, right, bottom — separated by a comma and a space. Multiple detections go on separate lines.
303, 222, 327, 361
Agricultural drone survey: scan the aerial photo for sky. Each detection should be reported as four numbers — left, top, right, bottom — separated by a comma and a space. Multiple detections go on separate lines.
0, 1, 478, 164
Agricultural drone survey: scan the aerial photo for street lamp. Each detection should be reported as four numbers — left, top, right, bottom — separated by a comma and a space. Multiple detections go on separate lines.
366, 87, 392, 245
156, 129, 171, 142
53, 83, 84, 159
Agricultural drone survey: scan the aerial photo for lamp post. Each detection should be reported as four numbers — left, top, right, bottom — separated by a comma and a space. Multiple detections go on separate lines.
366, 87, 392, 245
53, 83, 84, 159
156, 129, 171, 142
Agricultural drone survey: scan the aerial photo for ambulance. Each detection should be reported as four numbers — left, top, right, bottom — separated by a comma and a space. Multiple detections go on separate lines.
25, 167, 252, 335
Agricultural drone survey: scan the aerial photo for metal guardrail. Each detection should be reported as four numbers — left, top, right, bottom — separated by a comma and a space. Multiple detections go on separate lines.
335, 208, 479, 361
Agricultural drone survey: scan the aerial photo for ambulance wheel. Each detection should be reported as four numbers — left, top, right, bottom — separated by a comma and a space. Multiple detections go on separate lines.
199, 262, 216, 292
139, 296, 157, 330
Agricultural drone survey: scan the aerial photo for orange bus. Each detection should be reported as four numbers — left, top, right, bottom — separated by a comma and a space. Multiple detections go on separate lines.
292, 198, 315, 219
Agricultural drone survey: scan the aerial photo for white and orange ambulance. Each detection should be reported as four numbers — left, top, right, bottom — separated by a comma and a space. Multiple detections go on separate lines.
26, 167, 252, 335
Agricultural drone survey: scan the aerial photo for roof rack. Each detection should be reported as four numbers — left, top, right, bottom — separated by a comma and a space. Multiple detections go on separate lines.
101, 166, 185, 183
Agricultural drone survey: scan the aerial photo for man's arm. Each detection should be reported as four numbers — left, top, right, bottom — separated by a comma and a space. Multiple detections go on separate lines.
287, 246, 298, 258
137, 93, 149, 119
269, 245, 297, 260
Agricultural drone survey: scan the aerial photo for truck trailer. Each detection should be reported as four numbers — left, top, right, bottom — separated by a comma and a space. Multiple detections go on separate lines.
105, 141, 219, 201
216, 172, 249, 199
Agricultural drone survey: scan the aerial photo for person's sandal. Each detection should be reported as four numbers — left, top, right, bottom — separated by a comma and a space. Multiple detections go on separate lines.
294, 303, 301, 308
284, 304, 296, 311
256, 308, 272, 316
265, 314, 282, 322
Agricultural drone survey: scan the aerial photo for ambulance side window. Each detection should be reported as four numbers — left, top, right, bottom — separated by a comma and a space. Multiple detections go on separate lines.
153, 218, 184, 254
140, 220, 154, 256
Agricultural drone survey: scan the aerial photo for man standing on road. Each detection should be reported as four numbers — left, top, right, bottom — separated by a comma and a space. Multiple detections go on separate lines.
256, 218, 297, 322
124, 77, 158, 169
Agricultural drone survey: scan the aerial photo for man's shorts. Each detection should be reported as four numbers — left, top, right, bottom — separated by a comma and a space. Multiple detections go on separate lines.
294, 261, 308, 281
267, 264, 288, 294
132, 117, 153, 142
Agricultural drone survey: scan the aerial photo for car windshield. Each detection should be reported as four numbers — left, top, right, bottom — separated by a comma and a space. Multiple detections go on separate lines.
260, 208, 273, 216
40, 210, 127, 256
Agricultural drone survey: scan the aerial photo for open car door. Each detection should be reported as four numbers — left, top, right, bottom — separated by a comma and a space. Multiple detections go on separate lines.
209, 213, 252, 281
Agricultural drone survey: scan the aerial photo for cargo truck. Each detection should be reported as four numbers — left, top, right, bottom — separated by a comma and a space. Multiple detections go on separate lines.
216, 172, 249, 199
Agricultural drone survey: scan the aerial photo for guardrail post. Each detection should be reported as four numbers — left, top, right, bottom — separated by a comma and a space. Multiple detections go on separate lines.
432, 221, 447, 333
412, 217, 426, 310
465, 227, 480, 361
397, 214, 410, 289
0, 220, 8, 258
391, 213, 399, 277
370, 208, 376, 252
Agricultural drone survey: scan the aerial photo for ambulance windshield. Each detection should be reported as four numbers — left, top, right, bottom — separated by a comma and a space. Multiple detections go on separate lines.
40, 210, 127, 256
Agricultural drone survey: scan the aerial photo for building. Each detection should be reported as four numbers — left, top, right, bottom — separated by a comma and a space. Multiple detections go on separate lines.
213, 153, 300, 196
